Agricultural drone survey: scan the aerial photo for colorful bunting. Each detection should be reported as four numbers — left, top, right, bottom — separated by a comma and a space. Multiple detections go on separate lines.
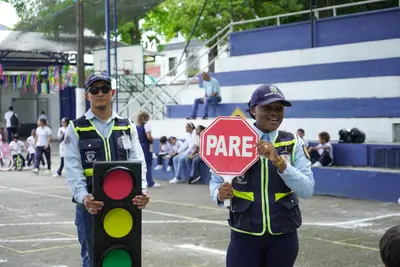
0, 64, 94, 95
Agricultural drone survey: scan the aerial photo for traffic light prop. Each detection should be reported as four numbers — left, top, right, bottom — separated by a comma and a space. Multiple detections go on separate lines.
92, 161, 142, 267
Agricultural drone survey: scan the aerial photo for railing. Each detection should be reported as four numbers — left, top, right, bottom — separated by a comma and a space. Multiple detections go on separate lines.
118, 0, 389, 120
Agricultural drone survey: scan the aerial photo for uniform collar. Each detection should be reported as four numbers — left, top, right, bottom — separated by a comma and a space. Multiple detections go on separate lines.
85, 109, 122, 121
252, 123, 278, 142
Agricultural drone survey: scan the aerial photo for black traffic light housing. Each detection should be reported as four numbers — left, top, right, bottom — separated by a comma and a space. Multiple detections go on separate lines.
91, 161, 142, 267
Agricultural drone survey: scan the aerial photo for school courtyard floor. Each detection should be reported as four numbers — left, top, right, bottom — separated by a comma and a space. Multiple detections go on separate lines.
0, 160, 398, 267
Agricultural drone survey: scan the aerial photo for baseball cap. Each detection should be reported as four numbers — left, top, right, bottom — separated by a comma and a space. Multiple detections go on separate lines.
249, 84, 291, 108
85, 71, 111, 90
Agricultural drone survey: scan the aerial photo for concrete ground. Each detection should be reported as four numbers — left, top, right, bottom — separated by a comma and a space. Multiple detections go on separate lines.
0, 154, 399, 267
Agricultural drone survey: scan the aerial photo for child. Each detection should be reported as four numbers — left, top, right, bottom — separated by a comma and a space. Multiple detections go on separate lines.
154, 136, 173, 170
308, 131, 334, 167
26, 129, 45, 168
167, 136, 184, 171
53, 117, 69, 177
379, 225, 400, 267
9, 134, 26, 169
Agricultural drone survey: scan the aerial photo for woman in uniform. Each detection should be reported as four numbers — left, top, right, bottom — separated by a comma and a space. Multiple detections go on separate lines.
209, 84, 315, 267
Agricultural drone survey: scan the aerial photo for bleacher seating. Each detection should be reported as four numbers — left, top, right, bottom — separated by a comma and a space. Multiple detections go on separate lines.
150, 138, 400, 203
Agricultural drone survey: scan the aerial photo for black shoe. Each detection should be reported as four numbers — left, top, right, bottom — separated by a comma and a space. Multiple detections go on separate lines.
202, 116, 208, 119
186, 116, 196, 120
189, 176, 201, 184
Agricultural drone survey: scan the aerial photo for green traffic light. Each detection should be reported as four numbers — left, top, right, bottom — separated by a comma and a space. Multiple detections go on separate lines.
102, 248, 132, 267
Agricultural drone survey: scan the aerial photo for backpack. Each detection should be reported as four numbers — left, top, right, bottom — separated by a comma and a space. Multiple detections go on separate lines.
10, 112, 19, 127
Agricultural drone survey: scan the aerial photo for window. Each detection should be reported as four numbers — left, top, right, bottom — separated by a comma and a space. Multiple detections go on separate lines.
168, 57, 177, 76
186, 48, 200, 78
393, 123, 400, 142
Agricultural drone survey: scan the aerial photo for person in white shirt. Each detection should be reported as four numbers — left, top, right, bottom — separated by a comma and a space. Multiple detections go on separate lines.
170, 122, 196, 184
53, 118, 69, 177
154, 136, 173, 170
4, 106, 18, 143
32, 118, 52, 174
9, 134, 26, 168
308, 131, 334, 167
186, 125, 206, 184
165, 136, 184, 171
26, 129, 46, 168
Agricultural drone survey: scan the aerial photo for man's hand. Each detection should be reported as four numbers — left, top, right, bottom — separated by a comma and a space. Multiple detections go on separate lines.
132, 192, 150, 209
255, 140, 279, 162
217, 182, 233, 202
83, 194, 104, 215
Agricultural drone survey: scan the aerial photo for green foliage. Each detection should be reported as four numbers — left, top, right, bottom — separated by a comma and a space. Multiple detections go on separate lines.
141, 0, 305, 45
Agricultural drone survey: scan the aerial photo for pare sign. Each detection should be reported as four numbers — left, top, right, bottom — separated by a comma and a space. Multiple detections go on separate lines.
200, 116, 260, 176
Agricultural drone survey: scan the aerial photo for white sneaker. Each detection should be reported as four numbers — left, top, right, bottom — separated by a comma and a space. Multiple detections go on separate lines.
32, 168, 39, 174
166, 166, 172, 171
312, 162, 322, 167
169, 177, 181, 184
151, 183, 161, 188
52, 173, 61, 178
23, 166, 30, 171
154, 165, 162, 170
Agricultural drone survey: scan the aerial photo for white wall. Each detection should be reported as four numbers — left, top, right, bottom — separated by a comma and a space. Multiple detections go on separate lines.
93, 45, 144, 74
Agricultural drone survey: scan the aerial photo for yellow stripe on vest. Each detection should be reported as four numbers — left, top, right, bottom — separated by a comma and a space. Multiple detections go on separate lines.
275, 191, 293, 202
274, 139, 296, 148
84, 168, 93, 177
112, 125, 131, 131
233, 189, 254, 202
74, 126, 96, 132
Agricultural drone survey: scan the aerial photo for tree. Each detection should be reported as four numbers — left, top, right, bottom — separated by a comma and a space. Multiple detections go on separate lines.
1, 0, 162, 45
141, 0, 305, 72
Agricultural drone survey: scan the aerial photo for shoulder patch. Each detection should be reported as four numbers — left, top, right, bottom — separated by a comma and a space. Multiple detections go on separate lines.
302, 145, 310, 160
64, 135, 72, 145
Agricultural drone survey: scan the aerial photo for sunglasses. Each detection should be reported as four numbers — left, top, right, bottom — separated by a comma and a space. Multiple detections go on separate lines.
87, 85, 112, 95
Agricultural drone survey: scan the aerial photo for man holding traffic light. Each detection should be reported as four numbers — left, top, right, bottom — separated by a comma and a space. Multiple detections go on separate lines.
64, 72, 150, 267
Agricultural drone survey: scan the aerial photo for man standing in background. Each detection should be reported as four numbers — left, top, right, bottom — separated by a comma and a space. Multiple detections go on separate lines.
187, 72, 222, 120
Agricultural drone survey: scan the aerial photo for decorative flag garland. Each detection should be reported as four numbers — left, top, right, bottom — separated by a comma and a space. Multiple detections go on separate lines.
0, 64, 93, 94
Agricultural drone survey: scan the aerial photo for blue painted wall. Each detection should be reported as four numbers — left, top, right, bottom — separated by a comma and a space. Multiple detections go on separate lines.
213, 58, 400, 86
312, 167, 400, 203
167, 97, 400, 119
230, 7, 400, 56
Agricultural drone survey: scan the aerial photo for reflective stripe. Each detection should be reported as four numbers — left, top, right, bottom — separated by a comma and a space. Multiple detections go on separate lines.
112, 125, 131, 131
275, 191, 293, 202
230, 131, 297, 236
84, 168, 93, 177
231, 159, 267, 236
233, 190, 254, 202
274, 139, 296, 148
74, 126, 96, 132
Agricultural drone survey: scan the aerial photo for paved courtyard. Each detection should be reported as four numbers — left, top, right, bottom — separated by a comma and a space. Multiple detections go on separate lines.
0, 161, 398, 267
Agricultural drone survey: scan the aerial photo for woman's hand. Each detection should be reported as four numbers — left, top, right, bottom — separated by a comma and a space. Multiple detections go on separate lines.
217, 182, 233, 202
255, 140, 279, 162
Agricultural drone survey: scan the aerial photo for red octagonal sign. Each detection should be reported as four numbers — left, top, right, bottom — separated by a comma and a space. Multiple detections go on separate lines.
200, 116, 260, 176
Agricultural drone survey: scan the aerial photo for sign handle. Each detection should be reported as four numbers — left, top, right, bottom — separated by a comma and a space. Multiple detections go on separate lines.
221, 175, 235, 207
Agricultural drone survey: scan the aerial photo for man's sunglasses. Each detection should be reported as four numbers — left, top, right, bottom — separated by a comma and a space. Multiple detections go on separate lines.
87, 85, 112, 95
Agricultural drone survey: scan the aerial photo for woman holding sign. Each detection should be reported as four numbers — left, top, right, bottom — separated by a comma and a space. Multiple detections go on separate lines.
209, 85, 315, 267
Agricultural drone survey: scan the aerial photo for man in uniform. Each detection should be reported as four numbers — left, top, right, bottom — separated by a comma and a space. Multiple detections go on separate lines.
64, 72, 150, 267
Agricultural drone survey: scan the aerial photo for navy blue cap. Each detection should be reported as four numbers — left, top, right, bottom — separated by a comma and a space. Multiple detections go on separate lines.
85, 71, 111, 90
249, 84, 291, 108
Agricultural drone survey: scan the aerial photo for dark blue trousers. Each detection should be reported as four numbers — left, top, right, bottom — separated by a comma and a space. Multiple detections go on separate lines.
226, 230, 299, 267
75, 204, 93, 267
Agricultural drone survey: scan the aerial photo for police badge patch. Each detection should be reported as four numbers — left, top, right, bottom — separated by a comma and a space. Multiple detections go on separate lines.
85, 151, 97, 163
302, 145, 310, 160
